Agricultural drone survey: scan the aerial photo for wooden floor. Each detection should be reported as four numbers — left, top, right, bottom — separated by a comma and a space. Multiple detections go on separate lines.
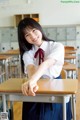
13, 69, 80, 120
13, 102, 22, 120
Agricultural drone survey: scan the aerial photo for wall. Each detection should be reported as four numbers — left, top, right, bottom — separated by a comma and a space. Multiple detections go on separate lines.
0, 0, 80, 26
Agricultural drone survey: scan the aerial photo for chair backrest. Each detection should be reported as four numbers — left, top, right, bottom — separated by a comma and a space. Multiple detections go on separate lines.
61, 69, 67, 79
64, 46, 76, 51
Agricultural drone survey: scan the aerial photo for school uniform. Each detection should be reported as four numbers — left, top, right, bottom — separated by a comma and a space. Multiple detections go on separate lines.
22, 41, 72, 120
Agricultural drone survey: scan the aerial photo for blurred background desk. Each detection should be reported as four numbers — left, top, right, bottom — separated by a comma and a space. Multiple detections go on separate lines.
63, 62, 77, 79
0, 49, 21, 78
0, 55, 12, 80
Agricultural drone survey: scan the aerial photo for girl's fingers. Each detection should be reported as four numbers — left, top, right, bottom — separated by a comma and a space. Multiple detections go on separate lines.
21, 81, 38, 96
33, 85, 39, 92
28, 83, 38, 96
22, 83, 29, 96
28, 84, 36, 96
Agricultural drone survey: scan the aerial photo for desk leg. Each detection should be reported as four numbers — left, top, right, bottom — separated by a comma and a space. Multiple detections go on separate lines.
72, 94, 76, 120
3, 59, 8, 80
2, 94, 7, 112
19, 55, 22, 78
5, 60, 9, 80
72, 71, 76, 79
63, 96, 66, 120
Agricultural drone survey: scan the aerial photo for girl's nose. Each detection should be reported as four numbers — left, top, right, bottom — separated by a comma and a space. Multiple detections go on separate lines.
30, 33, 36, 39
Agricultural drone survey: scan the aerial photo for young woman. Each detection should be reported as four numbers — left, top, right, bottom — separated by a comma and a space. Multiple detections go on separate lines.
18, 18, 72, 120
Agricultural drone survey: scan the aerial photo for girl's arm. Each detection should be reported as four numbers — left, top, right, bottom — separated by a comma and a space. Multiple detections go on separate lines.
27, 64, 37, 78
29, 58, 56, 82
22, 58, 56, 96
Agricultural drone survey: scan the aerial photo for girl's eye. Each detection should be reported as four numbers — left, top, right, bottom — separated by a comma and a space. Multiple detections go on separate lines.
25, 34, 29, 37
33, 29, 36, 32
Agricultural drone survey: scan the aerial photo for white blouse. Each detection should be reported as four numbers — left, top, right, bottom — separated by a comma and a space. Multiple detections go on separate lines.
23, 41, 64, 79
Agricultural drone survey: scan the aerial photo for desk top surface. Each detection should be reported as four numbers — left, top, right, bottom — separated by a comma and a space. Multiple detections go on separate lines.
0, 55, 12, 60
65, 51, 76, 54
65, 55, 76, 59
63, 62, 77, 70
0, 78, 78, 94
0, 49, 20, 55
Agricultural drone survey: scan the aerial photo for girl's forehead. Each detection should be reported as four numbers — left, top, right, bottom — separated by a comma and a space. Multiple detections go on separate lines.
23, 26, 34, 34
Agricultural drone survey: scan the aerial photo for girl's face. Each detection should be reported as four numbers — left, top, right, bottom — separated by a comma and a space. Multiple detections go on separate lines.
24, 28, 43, 47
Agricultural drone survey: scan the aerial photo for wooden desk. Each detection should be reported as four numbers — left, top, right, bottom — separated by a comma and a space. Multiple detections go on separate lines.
65, 55, 76, 59
0, 55, 12, 80
65, 55, 76, 64
0, 50, 21, 78
63, 62, 77, 79
65, 51, 76, 54
0, 78, 78, 120
0, 49, 20, 56
64, 46, 77, 51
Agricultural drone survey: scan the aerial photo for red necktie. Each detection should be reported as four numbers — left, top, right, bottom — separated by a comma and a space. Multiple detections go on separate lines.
34, 48, 44, 65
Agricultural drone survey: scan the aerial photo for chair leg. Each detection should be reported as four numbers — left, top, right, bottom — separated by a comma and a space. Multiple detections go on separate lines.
71, 94, 76, 120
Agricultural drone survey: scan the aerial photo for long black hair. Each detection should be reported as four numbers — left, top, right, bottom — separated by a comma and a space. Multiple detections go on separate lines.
18, 17, 55, 73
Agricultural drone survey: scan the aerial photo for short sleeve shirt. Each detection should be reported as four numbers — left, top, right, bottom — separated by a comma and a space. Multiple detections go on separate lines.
23, 41, 64, 79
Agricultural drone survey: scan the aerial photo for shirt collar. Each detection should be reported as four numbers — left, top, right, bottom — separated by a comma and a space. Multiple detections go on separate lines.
34, 41, 48, 52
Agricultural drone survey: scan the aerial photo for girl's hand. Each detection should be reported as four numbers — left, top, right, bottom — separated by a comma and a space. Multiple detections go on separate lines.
22, 80, 39, 96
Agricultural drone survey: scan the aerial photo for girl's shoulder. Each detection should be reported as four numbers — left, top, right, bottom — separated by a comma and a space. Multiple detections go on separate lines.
48, 41, 64, 48
23, 46, 37, 59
